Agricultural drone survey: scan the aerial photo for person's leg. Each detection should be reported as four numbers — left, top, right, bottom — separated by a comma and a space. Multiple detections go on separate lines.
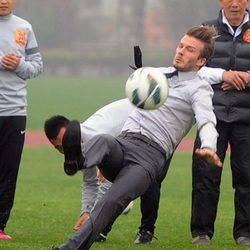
81, 134, 124, 243
0, 116, 26, 236
230, 123, 250, 244
135, 156, 172, 244
57, 165, 152, 250
134, 181, 160, 244
95, 179, 112, 242
191, 121, 227, 242
139, 182, 160, 233
82, 134, 124, 182
56, 134, 167, 250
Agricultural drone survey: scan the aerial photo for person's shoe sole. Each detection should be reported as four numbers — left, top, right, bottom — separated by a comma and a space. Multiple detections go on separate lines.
134, 239, 152, 244
236, 236, 250, 246
0, 230, 12, 240
134, 230, 154, 244
192, 235, 211, 245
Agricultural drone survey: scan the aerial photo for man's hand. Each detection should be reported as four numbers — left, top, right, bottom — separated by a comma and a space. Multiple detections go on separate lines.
195, 148, 223, 168
1, 52, 21, 70
73, 212, 89, 231
221, 82, 234, 90
222, 71, 250, 91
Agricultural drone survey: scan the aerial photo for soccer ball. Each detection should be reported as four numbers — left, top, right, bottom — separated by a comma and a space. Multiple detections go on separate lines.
125, 67, 169, 110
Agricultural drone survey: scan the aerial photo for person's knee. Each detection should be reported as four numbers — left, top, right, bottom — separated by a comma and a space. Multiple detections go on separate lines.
233, 170, 250, 188
103, 195, 125, 214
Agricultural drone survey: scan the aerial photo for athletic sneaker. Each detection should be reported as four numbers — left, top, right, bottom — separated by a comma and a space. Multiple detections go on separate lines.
236, 236, 250, 246
134, 229, 155, 244
0, 230, 12, 240
95, 233, 107, 242
192, 235, 211, 245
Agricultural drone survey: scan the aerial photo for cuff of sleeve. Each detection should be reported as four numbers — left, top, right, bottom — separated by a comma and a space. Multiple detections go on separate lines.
199, 122, 218, 152
0, 56, 4, 70
218, 69, 225, 82
247, 72, 250, 86
14, 57, 25, 73
80, 210, 90, 216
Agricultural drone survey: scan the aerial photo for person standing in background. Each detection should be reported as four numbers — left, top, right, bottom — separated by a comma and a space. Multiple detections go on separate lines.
191, 0, 250, 246
0, 0, 43, 240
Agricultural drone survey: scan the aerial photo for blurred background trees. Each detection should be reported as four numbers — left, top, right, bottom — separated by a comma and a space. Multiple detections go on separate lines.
14, 0, 219, 77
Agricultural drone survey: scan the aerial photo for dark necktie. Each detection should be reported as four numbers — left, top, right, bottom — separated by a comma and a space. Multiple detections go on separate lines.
164, 70, 178, 79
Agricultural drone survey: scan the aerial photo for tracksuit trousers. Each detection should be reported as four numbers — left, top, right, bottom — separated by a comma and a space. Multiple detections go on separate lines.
0, 116, 26, 230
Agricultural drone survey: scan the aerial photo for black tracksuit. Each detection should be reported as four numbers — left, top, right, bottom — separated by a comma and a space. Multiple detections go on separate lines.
0, 116, 26, 230
191, 10, 250, 240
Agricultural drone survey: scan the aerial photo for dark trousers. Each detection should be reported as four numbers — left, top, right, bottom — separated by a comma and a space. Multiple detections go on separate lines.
139, 156, 171, 234
102, 152, 172, 237
0, 116, 26, 230
191, 121, 250, 239
58, 133, 167, 250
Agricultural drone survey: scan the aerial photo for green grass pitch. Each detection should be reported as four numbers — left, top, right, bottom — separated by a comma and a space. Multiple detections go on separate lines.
2, 150, 236, 250
26, 76, 126, 130
1, 77, 235, 249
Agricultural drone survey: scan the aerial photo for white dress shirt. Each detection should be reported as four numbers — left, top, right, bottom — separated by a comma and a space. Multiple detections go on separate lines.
122, 67, 217, 159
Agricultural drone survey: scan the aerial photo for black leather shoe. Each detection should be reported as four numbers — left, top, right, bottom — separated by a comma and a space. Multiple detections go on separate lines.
236, 236, 250, 246
192, 235, 211, 245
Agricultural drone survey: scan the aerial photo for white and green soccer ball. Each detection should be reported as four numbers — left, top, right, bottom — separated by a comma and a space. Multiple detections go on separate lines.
125, 67, 169, 110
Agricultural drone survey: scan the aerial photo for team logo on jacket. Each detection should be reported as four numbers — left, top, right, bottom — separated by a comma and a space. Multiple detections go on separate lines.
243, 29, 250, 43
15, 29, 26, 46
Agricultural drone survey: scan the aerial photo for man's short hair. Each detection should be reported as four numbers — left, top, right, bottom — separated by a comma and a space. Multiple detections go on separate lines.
44, 115, 70, 140
186, 26, 217, 62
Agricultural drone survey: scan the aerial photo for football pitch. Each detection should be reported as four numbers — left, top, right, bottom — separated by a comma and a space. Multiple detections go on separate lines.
25, 76, 127, 131
1, 77, 236, 249
2, 150, 235, 250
